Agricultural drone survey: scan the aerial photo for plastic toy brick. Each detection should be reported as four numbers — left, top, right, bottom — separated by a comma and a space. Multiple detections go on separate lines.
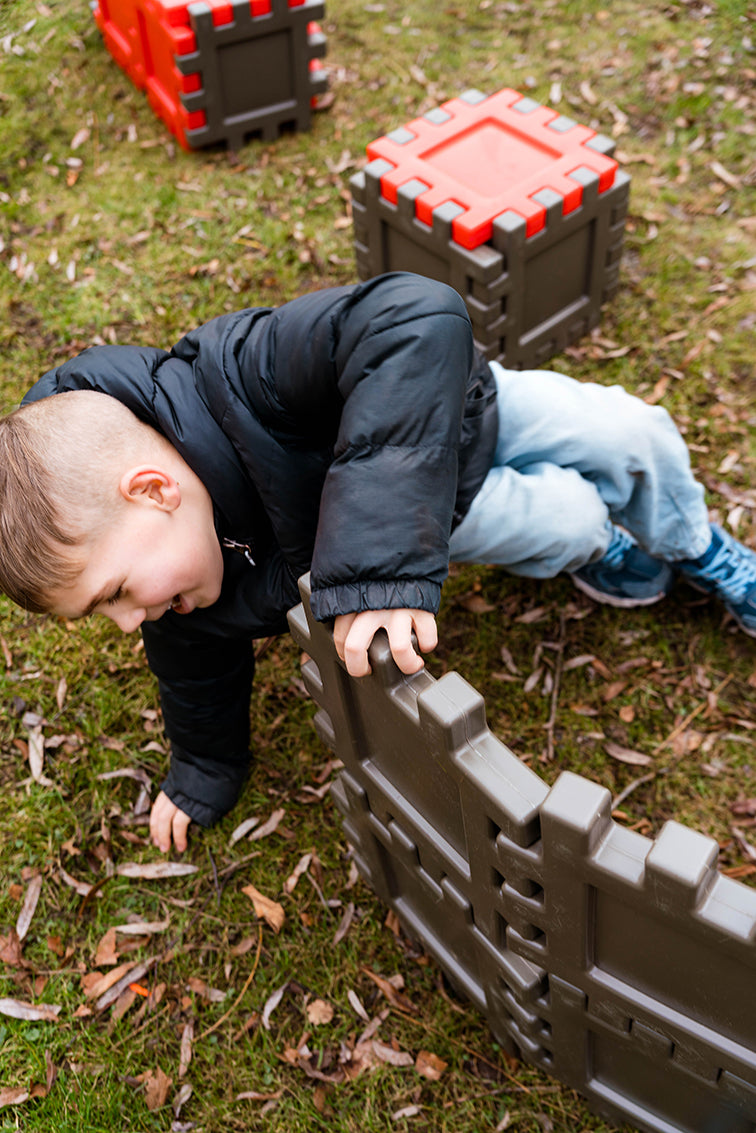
92, 0, 327, 150
288, 574, 756, 1133
351, 88, 629, 371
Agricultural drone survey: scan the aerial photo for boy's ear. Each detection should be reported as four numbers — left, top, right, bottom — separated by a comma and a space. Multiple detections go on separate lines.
119, 466, 181, 511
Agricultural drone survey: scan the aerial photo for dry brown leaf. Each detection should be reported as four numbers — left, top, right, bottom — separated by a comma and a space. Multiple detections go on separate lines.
0, 1088, 30, 1108
186, 977, 226, 1003
228, 815, 261, 846
332, 901, 355, 946
0, 997, 62, 1022
515, 605, 550, 624
58, 867, 102, 898
115, 918, 170, 936
306, 998, 334, 1025
262, 982, 287, 1029
116, 862, 198, 880
415, 1049, 448, 1079
95, 958, 155, 1011
242, 883, 285, 933
15, 875, 42, 942
604, 742, 654, 767
235, 1089, 284, 1102
284, 852, 312, 894
137, 1067, 172, 1111
459, 593, 497, 614
94, 926, 119, 966
362, 968, 418, 1013
347, 988, 370, 1022
84, 960, 139, 1000
179, 1021, 194, 1078
248, 807, 286, 842
371, 1039, 414, 1067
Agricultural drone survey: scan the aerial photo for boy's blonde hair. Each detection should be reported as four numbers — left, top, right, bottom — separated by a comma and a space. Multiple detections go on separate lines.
0, 391, 167, 613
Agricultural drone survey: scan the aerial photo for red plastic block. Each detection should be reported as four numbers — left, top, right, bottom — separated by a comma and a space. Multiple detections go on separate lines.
366, 88, 618, 250
93, 0, 327, 150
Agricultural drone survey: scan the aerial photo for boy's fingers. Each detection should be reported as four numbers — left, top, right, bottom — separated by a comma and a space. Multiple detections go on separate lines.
171, 810, 191, 853
412, 611, 438, 654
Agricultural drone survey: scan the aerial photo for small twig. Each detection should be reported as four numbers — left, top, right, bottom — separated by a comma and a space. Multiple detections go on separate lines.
612, 771, 658, 811
197, 927, 263, 1041
543, 614, 567, 761
207, 847, 221, 909
306, 869, 333, 914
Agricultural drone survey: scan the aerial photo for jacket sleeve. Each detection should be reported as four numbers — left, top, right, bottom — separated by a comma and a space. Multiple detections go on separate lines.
140, 616, 256, 827
230, 273, 476, 620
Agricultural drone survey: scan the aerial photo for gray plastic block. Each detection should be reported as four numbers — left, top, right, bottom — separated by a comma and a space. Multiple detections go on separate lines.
178, 0, 327, 148
288, 574, 756, 1133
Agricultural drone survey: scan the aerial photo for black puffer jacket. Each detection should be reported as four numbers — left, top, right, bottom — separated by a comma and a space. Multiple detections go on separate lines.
25, 273, 498, 825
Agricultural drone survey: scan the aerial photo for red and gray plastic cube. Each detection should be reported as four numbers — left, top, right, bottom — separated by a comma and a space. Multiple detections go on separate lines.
351, 88, 630, 370
92, 0, 327, 150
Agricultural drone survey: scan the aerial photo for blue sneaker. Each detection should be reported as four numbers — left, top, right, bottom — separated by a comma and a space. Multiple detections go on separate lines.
678, 524, 756, 637
571, 526, 674, 608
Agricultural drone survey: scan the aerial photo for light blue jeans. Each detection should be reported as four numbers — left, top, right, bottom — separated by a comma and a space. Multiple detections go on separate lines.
448, 361, 712, 578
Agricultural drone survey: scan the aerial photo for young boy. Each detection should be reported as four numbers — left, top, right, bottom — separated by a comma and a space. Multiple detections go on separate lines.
1, 273, 754, 855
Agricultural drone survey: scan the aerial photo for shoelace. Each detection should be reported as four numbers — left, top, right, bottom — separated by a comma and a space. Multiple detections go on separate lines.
602, 526, 635, 569
694, 533, 756, 602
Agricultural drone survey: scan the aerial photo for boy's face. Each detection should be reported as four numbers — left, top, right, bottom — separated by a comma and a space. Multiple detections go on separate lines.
46, 465, 224, 633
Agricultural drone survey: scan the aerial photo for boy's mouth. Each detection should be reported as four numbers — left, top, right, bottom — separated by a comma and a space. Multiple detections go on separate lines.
170, 594, 190, 615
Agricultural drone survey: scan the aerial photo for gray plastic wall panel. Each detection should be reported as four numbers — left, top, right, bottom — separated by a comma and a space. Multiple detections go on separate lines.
288, 575, 756, 1133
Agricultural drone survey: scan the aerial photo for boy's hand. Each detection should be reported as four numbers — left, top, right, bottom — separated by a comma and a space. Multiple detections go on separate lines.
150, 790, 192, 854
333, 609, 438, 678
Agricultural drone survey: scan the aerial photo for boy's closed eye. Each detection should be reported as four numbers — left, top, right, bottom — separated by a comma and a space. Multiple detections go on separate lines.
106, 586, 124, 607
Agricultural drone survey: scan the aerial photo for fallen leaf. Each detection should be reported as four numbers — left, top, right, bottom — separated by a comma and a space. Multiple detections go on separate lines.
94, 927, 119, 966
362, 969, 418, 1013
229, 816, 260, 846
242, 883, 285, 933
248, 807, 286, 842
186, 977, 226, 1003
262, 982, 287, 1029
372, 1039, 414, 1067
15, 874, 42, 942
284, 852, 312, 894
306, 998, 334, 1025
116, 862, 198, 879
604, 742, 654, 767
70, 126, 90, 150
137, 1067, 172, 1111
0, 1088, 30, 1108
415, 1049, 448, 1079
0, 998, 62, 1022
347, 988, 370, 1022
236, 1088, 284, 1101
179, 1022, 193, 1078
459, 593, 496, 614
332, 901, 355, 945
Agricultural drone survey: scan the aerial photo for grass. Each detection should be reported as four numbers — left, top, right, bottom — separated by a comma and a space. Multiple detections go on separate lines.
1, 0, 755, 1130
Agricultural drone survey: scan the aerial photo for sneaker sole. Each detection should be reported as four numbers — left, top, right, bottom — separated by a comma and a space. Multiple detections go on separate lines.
571, 574, 669, 609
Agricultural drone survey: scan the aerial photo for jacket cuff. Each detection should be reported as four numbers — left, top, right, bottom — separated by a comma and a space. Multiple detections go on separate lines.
310, 578, 441, 621
160, 746, 252, 827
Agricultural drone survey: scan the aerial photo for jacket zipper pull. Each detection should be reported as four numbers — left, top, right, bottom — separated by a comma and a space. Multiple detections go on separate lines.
222, 538, 256, 566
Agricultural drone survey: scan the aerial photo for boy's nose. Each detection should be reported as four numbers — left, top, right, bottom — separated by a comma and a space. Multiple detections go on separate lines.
109, 607, 146, 633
